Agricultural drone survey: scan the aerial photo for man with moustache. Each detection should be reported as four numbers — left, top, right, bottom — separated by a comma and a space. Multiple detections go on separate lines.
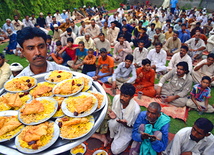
16, 27, 70, 77
52, 24, 63, 42
108, 83, 141, 154
163, 118, 214, 155
156, 61, 192, 107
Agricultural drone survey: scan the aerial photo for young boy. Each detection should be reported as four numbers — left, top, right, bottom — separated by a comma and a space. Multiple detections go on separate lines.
82, 48, 96, 74
187, 76, 214, 113
51, 41, 63, 64
67, 41, 88, 70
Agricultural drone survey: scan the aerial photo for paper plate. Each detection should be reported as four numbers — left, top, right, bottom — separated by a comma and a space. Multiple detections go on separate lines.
93, 150, 108, 155
88, 91, 105, 112
70, 143, 87, 155
75, 75, 93, 92
29, 82, 55, 98
44, 70, 73, 84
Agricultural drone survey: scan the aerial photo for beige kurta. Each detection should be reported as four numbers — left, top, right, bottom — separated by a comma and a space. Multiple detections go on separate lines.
60, 31, 76, 46
113, 41, 132, 63
53, 29, 63, 42
133, 47, 149, 66
74, 36, 95, 50
0, 62, 11, 88
11, 20, 23, 31
163, 37, 181, 54
85, 24, 100, 38
107, 27, 120, 45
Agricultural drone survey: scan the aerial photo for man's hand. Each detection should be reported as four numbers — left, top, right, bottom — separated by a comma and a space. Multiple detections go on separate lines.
204, 62, 211, 66
96, 75, 102, 80
141, 133, 150, 140
149, 135, 160, 142
5, 47, 8, 50
138, 72, 143, 79
196, 104, 203, 111
136, 85, 143, 90
116, 119, 128, 127
71, 47, 78, 50
154, 35, 158, 39
108, 109, 116, 119
115, 58, 119, 61
118, 49, 123, 53
134, 63, 138, 67
165, 96, 176, 103
112, 81, 117, 89
155, 86, 161, 98
92, 76, 98, 81
73, 65, 79, 70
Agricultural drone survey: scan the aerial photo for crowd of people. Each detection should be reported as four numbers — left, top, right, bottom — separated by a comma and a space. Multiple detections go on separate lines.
0, 1, 214, 154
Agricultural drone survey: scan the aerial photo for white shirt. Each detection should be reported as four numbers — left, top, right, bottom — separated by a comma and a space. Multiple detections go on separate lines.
167, 52, 192, 72
117, 8, 124, 17
17, 61, 70, 77
109, 15, 118, 23
162, 23, 172, 32
22, 19, 34, 28
195, 59, 214, 77
147, 28, 156, 40
46, 16, 52, 25
54, 13, 62, 22
39, 27, 49, 35
163, 127, 214, 155
147, 49, 167, 66
185, 38, 206, 51
133, 47, 149, 66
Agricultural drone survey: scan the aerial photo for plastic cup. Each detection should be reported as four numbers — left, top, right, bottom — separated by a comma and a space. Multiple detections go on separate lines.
199, 106, 206, 115
161, 95, 167, 103
138, 91, 143, 99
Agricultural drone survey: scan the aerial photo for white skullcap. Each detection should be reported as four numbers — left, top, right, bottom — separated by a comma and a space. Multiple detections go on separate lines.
53, 24, 58, 27
6, 19, 11, 22
85, 33, 91, 37
39, 12, 43, 15
10, 63, 23, 72
63, 9, 66, 12
83, 5, 86, 8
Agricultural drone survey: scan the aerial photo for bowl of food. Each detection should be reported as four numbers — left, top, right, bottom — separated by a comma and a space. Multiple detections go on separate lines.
45, 70, 73, 84
70, 143, 86, 155
93, 150, 108, 155
75, 75, 93, 92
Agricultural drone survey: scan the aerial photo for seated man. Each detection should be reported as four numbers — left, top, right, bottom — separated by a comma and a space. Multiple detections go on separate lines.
4, 28, 17, 55
78, 21, 86, 36
133, 21, 144, 41
51, 41, 63, 64
58, 18, 71, 32
163, 31, 181, 56
74, 33, 95, 50
192, 53, 214, 86
187, 76, 214, 113
117, 26, 133, 47
12, 15, 23, 31
167, 45, 192, 72
70, 21, 79, 36
67, 41, 88, 70
184, 32, 206, 59
173, 20, 182, 31
133, 28, 151, 48
82, 48, 96, 74
130, 102, 170, 155
207, 35, 214, 52
60, 28, 76, 46
3, 19, 15, 33
50, 16, 61, 33
163, 118, 214, 155
113, 34, 132, 63
84, 19, 100, 40
87, 48, 114, 83
108, 54, 136, 89
0, 28, 8, 41
95, 33, 111, 56
156, 61, 192, 107
121, 19, 133, 33
147, 42, 167, 73
133, 40, 149, 68
152, 16, 162, 29
16, 27, 70, 77
147, 23, 156, 41
133, 59, 156, 97
148, 28, 165, 51
52, 24, 63, 42
190, 22, 203, 37
108, 83, 141, 154
107, 21, 120, 46
192, 29, 207, 44
0, 53, 11, 88
165, 26, 174, 41
203, 18, 213, 37
178, 24, 190, 45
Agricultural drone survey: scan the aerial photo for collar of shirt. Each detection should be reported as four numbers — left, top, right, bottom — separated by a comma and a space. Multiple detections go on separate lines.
175, 71, 187, 80
196, 84, 209, 92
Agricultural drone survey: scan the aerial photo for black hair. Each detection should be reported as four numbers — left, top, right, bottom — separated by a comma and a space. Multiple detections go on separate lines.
202, 76, 211, 83
169, 26, 174, 30
138, 40, 144, 44
66, 28, 72, 32
52, 16, 56, 19
174, 30, 179, 35
17, 27, 47, 48
122, 26, 127, 29
14, 15, 18, 18
194, 118, 213, 134
48, 12, 51, 14
207, 53, 214, 59
148, 102, 161, 114
100, 48, 107, 53
47, 35, 52, 40
142, 28, 147, 31
125, 54, 133, 62
56, 10, 59, 12
31, 13, 35, 15
78, 41, 84, 46
208, 18, 212, 21
181, 23, 186, 27
88, 48, 94, 53
67, 37, 73, 43
142, 58, 151, 66
118, 34, 125, 39
151, 23, 156, 27
178, 20, 182, 23
155, 42, 162, 47
122, 19, 126, 22
99, 33, 105, 37
139, 21, 143, 24
91, 19, 95, 22
176, 61, 189, 74
181, 45, 189, 52
196, 22, 201, 25
0, 53, 5, 59
56, 41, 61, 46
166, 19, 171, 22
70, 21, 74, 24
34, 23, 39, 27
120, 83, 136, 97
81, 21, 85, 24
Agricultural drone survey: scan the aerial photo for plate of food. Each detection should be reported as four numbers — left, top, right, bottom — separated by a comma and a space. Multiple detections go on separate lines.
88, 91, 105, 112
15, 121, 60, 154
70, 143, 86, 155
45, 70, 73, 84
0, 110, 24, 142
0, 92, 31, 111
75, 75, 93, 92
18, 97, 58, 125
56, 115, 94, 140
52, 96, 65, 118
29, 82, 55, 98
93, 150, 108, 155
53, 78, 84, 97
61, 92, 98, 117
4, 76, 37, 93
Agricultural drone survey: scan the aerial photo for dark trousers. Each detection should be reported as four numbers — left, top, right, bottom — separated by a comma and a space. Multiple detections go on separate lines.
82, 64, 96, 74
171, 8, 175, 14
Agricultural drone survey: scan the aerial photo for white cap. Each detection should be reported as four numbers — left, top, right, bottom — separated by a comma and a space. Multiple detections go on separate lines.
6, 19, 11, 22
9, 63, 23, 72
53, 24, 58, 27
203, 12, 206, 14
83, 5, 86, 8
63, 9, 66, 12
39, 12, 43, 15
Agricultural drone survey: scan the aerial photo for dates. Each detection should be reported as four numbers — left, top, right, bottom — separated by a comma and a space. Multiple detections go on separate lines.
51, 79, 54, 82
74, 111, 78, 116
58, 122, 62, 128
57, 75, 61, 78
57, 105, 61, 111
72, 80, 75, 86
26, 79, 30, 83
28, 140, 37, 145
77, 84, 82, 86
19, 94, 24, 98
24, 91, 29, 95
27, 83, 32, 88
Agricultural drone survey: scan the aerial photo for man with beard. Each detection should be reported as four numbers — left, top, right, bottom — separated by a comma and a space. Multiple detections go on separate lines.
156, 61, 192, 107
130, 102, 170, 155
58, 18, 71, 32
95, 33, 111, 56
60, 28, 76, 46
108, 83, 141, 154
148, 28, 165, 51
84, 19, 100, 40
50, 16, 61, 33
107, 21, 120, 46
52, 24, 63, 42
3, 19, 15, 33
117, 26, 133, 47
16, 27, 69, 77
163, 118, 214, 155
4, 28, 17, 54
11, 15, 23, 31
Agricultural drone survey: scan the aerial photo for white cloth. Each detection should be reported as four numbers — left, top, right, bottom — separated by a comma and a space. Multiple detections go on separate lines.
147, 49, 167, 72
39, 27, 49, 35
78, 25, 85, 36
117, 8, 124, 17
46, 16, 52, 27
163, 127, 214, 155
133, 47, 149, 66
194, 59, 214, 77
17, 61, 70, 77
207, 35, 214, 52
70, 25, 79, 36
54, 13, 63, 22
109, 15, 118, 23
22, 19, 34, 28
167, 52, 192, 72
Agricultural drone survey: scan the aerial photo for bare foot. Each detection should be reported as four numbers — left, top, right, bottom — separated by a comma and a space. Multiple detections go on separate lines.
100, 134, 108, 147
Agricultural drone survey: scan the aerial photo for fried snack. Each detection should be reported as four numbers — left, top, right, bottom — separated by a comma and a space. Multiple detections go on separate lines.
5, 76, 36, 91
53, 97, 65, 117
46, 70, 73, 83
59, 116, 93, 139
30, 82, 54, 98
20, 100, 44, 115
90, 92, 104, 109
78, 77, 90, 92
54, 79, 83, 95
71, 144, 85, 154
0, 116, 22, 136
18, 122, 54, 150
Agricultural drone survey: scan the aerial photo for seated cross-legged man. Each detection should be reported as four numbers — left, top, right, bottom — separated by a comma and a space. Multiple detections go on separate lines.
186, 76, 214, 113
108, 83, 141, 154
156, 61, 192, 107
82, 48, 96, 74
133, 59, 156, 97
108, 54, 136, 89
130, 102, 170, 155
163, 118, 214, 155
87, 48, 114, 83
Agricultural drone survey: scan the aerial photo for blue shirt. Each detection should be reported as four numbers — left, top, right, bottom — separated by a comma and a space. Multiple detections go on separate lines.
132, 111, 169, 153
3, 23, 15, 33
50, 22, 61, 32
170, 0, 177, 8
178, 29, 190, 43
61, 13, 68, 22
76, 48, 88, 61
190, 84, 211, 102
